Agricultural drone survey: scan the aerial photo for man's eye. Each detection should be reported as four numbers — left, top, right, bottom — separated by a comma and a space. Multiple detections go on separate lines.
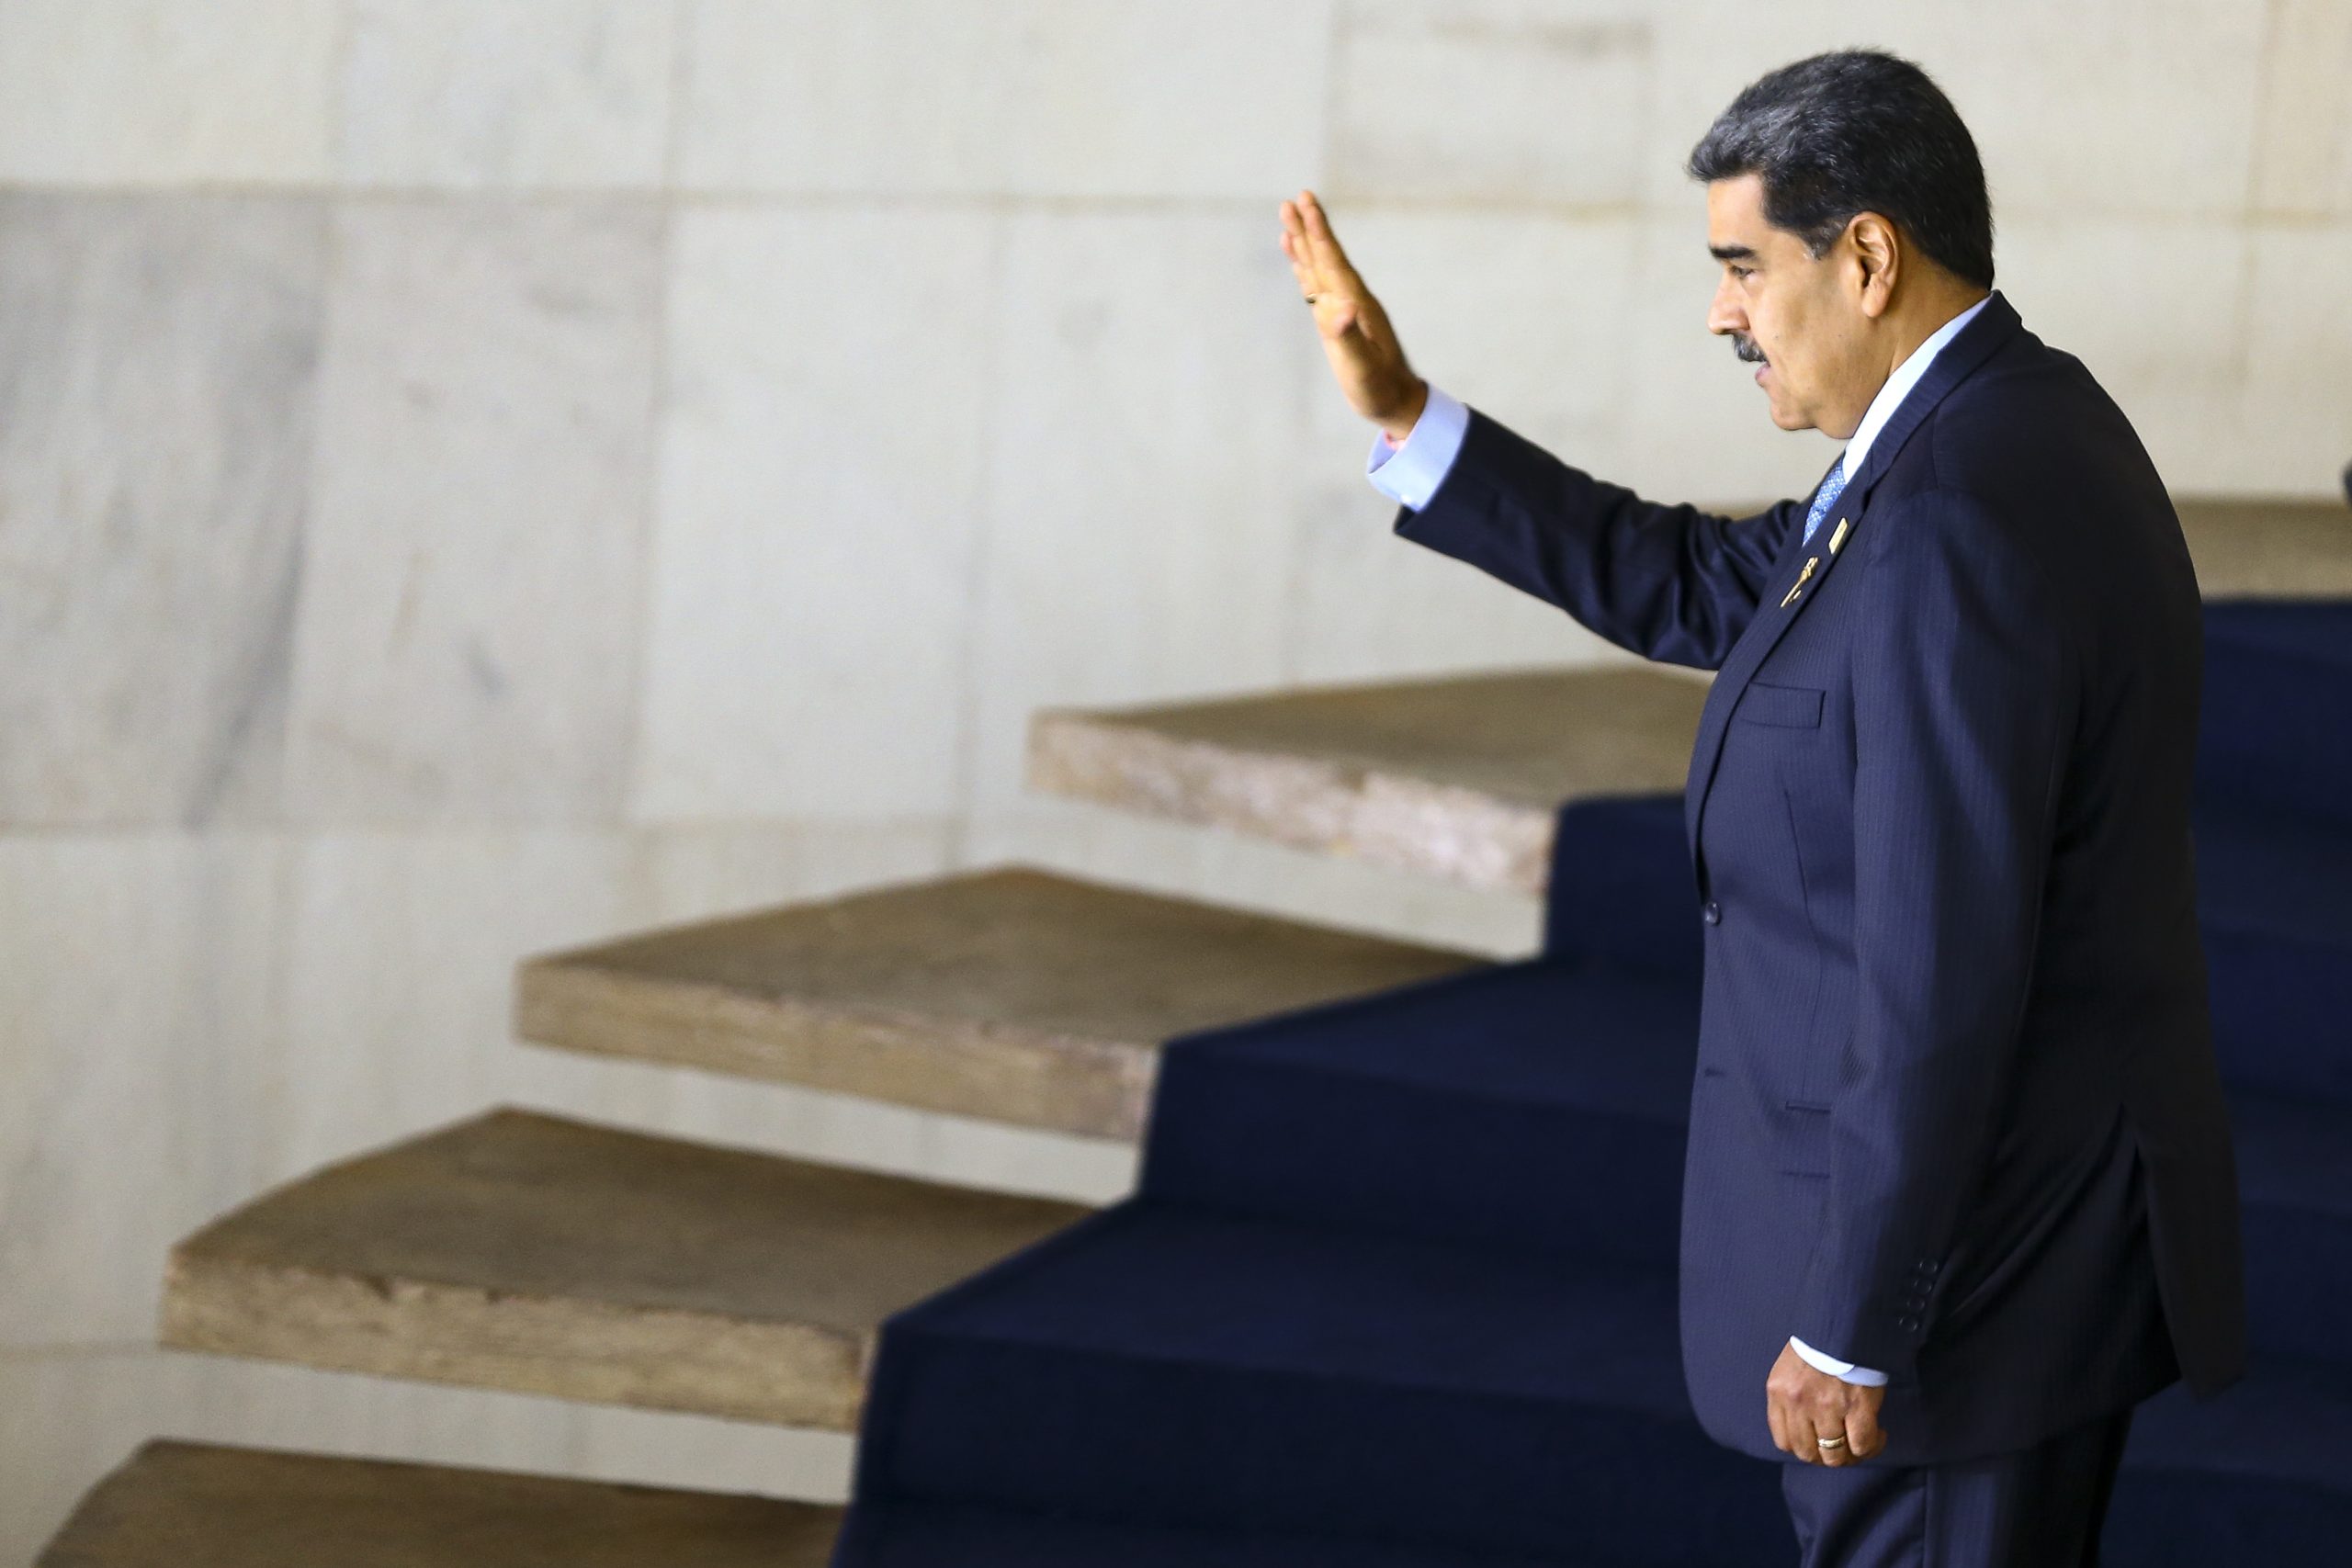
1731, 265, 1753, 280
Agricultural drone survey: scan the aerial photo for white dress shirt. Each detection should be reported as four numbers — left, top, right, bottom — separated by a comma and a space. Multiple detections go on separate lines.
1363, 294, 1993, 1387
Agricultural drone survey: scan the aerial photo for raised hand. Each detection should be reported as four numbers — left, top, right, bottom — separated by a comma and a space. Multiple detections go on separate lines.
1278, 188, 1429, 442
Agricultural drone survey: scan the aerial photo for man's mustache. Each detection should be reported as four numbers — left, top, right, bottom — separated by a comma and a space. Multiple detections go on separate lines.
1731, 333, 1768, 365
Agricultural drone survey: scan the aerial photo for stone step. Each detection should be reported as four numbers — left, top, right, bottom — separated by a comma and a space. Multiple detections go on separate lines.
158, 1109, 1091, 1427
515, 866, 1484, 1142
38, 1439, 842, 1567
1029, 501, 2351, 893
2177, 497, 2352, 599
1028, 666, 1705, 894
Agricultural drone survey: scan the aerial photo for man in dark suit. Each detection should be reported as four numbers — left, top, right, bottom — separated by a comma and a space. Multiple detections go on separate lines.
1278, 49, 2245, 1567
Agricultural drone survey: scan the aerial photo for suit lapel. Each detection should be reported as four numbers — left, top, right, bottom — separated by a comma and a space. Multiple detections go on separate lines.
1679, 475, 1851, 860
1680, 290, 2024, 866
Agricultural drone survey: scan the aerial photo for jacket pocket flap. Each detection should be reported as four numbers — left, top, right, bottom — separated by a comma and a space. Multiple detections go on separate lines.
1734, 680, 1826, 728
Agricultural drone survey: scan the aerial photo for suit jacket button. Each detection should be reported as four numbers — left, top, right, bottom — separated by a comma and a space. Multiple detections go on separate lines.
1702, 900, 1721, 925
1899, 1315, 1923, 1332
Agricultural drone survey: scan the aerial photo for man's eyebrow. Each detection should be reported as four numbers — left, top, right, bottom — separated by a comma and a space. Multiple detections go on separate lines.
1709, 243, 1758, 262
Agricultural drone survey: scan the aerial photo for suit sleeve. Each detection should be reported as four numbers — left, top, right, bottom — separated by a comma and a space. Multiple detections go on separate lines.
1785, 486, 2077, 1381
1389, 403, 1811, 671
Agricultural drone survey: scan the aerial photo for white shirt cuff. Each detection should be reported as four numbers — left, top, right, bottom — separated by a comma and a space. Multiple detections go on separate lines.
1790, 1335, 1889, 1386
1364, 382, 1470, 511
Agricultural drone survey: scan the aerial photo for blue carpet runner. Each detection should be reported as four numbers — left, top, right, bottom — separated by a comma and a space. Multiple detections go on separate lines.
834, 599, 2352, 1565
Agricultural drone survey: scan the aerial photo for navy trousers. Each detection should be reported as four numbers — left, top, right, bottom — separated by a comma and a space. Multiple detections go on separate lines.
1780, 1403, 2136, 1566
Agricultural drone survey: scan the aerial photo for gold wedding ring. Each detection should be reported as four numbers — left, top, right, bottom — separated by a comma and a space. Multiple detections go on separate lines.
1816, 1434, 1849, 1450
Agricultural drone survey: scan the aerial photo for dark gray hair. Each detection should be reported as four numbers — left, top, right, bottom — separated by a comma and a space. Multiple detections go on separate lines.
1686, 49, 1995, 290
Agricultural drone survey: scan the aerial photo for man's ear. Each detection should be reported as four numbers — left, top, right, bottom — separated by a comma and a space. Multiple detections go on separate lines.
1846, 212, 1900, 320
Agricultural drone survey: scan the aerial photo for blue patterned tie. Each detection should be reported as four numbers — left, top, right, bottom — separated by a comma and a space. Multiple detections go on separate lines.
1803, 455, 1849, 547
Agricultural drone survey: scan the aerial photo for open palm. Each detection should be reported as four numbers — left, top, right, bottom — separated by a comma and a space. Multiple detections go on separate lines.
1277, 188, 1428, 440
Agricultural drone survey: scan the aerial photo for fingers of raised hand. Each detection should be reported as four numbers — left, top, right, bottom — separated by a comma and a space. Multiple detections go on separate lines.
1276, 214, 1322, 298
1278, 231, 1362, 337
1295, 189, 1362, 285
1280, 198, 1350, 313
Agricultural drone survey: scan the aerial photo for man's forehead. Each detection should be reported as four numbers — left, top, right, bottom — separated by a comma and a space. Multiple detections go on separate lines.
1703, 173, 1777, 254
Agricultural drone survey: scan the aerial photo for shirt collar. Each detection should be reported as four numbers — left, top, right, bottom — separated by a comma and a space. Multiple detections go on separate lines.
1839, 292, 1992, 476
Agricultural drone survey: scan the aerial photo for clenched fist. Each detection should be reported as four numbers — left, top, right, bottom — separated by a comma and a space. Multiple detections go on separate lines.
1767, 1339, 1888, 1467
1278, 188, 1429, 443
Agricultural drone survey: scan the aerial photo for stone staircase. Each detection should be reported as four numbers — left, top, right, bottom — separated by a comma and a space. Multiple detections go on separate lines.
39, 1440, 843, 1568
158, 1110, 1095, 1428
515, 866, 1481, 1139
40, 496, 2352, 1563
1035, 499, 2352, 893
44, 871, 1482, 1559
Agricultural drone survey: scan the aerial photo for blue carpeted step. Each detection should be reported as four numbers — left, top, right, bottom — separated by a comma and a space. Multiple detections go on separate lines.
832, 1496, 1650, 1567
1141, 954, 1694, 1265
2191, 801, 2352, 1105
1540, 795, 1702, 977
1532, 789, 2352, 1110
2105, 1357, 2352, 1563
2197, 602, 2352, 831
2229, 1089, 2352, 1368
840, 595, 2352, 1562
854, 1201, 1786, 1564
1143, 952, 2349, 1376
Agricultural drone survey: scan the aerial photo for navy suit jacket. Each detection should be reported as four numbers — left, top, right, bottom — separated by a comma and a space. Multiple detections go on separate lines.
1391, 290, 2247, 1465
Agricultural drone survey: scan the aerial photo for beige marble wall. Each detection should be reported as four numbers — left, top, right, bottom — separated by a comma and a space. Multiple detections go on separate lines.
0, 193, 323, 827
286, 198, 665, 821
632, 205, 999, 820
1, 2, 2346, 1561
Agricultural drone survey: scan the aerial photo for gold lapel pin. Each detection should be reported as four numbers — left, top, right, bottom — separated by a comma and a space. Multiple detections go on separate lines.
1780, 556, 1819, 607
1827, 517, 1851, 555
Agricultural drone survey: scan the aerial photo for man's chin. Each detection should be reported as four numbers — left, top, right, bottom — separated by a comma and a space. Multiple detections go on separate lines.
1748, 366, 1815, 431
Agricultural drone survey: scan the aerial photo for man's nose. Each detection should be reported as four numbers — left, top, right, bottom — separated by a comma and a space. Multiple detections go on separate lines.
1706, 275, 1744, 336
